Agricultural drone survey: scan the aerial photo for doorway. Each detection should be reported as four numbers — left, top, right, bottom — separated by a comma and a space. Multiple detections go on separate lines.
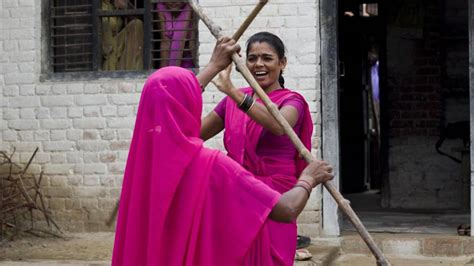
339, 0, 384, 195
328, 0, 471, 235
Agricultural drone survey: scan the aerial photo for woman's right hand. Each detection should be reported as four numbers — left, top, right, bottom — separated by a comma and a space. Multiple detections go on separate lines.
197, 36, 240, 90
299, 160, 334, 187
208, 36, 240, 72
211, 65, 235, 95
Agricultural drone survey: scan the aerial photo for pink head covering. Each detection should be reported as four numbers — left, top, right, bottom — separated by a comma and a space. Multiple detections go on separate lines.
112, 67, 206, 265
112, 67, 281, 265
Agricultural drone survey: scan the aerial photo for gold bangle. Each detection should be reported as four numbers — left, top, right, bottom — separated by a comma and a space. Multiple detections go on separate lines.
238, 94, 247, 107
294, 184, 311, 197
296, 181, 312, 193
298, 179, 312, 189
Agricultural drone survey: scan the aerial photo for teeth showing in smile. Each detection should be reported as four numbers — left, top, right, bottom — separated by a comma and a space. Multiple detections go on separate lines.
255, 71, 267, 76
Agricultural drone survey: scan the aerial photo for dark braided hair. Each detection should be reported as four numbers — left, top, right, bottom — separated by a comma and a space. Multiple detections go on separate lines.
246, 32, 286, 88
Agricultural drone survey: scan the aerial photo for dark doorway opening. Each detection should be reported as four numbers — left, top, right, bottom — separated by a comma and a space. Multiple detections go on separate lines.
339, 0, 385, 195
338, 0, 470, 234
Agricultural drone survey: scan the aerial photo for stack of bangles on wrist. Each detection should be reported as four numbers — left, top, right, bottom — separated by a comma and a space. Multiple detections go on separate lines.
238, 94, 256, 113
294, 179, 312, 197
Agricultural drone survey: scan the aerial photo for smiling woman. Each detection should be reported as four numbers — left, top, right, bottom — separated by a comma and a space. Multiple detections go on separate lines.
245, 33, 287, 91
246, 41, 287, 92
200, 31, 314, 265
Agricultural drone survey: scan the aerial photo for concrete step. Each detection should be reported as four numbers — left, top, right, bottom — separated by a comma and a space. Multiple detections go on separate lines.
297, 234, 474, 265
333, 253, 474, 266
341, 232, 474, 257
294, 238, 341, 265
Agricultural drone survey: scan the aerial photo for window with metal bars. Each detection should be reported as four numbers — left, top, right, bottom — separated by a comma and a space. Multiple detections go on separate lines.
49, 0, 198, 74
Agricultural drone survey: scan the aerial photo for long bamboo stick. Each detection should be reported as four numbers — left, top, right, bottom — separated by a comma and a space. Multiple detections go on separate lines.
106, 200, 119, 227
189, 1, 390, 265
232, 0, 268, 41
106, 0, 268, 228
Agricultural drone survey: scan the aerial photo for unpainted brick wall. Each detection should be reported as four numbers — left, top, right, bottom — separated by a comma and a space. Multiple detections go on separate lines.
387, 2, 442, 138
386, 0, 469, 209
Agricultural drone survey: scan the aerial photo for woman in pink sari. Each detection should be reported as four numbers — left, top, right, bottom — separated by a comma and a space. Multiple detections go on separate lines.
156, 2, 196, 68
112, 37, 334, 266
201, 32, 314, 265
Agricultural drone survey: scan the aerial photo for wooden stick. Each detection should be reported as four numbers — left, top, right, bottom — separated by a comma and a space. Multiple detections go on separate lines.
232, 0, 268, 42
106, 200, 119, 227
1, 150, 63, 237
21, 147, 38, 176
188, 1, 390, 265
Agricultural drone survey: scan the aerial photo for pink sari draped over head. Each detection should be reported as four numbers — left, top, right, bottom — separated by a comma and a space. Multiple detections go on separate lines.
156, 3, 195, 68
223, 87, 313, 266
112, 67, 281, 266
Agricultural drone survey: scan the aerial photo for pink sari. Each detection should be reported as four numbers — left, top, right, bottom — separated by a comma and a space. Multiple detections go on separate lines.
156, 3, 195, 68
223, 87, 313, 266
112, 68, 280, 265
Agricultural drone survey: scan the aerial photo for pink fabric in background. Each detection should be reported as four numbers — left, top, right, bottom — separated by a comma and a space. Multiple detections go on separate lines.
156, 3, 195, 68
112, 67, 281, 266
222, 87, 313, 266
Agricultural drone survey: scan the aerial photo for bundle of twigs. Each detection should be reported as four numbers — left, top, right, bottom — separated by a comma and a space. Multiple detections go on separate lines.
0, 148, 63, 245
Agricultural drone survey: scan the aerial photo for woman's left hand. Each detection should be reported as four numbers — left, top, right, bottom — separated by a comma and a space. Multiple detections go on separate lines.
211, 65, 235, 95
299, 160, 334, 187
208, 37, 240, 72
197, 37, 240, 91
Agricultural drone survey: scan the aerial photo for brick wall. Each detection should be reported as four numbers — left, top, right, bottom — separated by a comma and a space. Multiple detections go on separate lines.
386, 0, 469, 209
444, 0, 469, 95
1, 0, 323, 234
387, 1, 442, 138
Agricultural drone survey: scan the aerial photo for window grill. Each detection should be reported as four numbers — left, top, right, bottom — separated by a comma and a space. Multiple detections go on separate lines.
50, 0, 93, 72
49, 0, 198, 74
151, 1, 198, 69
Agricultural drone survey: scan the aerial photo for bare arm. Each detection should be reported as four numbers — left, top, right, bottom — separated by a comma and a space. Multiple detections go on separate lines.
196, 37, 240, 91
227, 85, 299, 136
196, 37, 240, 140
269, 187, 309, 222
269, 160, 334, 222
212, 66, 299, 136
200, 111, 224, 141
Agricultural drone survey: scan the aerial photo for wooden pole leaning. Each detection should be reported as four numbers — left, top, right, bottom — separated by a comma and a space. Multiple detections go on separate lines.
188, 1, 390, 265
232, 0, 268, 41
106, 200, 119, 227
104, 0, 269, 230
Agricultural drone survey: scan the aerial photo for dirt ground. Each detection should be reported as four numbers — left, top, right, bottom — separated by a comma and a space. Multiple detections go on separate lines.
2, 232, 474, 266
0, 232, 114, 262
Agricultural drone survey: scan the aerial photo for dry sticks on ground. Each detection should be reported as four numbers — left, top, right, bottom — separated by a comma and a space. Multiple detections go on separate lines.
0, 148, 63, 245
